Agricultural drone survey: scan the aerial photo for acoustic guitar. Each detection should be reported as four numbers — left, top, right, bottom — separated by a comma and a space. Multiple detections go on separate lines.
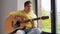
5, 16, 49, 34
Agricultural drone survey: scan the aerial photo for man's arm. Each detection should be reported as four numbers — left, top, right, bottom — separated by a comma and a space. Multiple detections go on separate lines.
8, 11, 19, 19
30, 12, 37, 28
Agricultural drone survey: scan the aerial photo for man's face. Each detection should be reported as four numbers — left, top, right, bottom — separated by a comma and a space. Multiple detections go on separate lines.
24, 4, 32, 12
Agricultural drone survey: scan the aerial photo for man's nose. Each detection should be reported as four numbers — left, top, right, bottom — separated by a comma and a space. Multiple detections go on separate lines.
28, 7, 31, 9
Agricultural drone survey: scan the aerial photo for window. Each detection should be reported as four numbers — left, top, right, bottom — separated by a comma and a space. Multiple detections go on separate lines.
37, 0, 51, 33
41, 0, 51, 33
56, 0, 60, 34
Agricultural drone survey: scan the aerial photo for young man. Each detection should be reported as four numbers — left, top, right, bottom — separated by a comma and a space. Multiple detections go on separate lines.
9, 1, 42, 34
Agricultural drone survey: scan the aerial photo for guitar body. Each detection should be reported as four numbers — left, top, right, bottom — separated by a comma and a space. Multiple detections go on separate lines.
5, 16, 26, 34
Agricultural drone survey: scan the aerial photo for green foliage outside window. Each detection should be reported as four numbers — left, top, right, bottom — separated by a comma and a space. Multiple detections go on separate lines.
41, 10, 60, 34
41, 10, 51, 33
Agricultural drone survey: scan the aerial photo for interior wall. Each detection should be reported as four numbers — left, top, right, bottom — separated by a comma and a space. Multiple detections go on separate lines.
0, 0, 17, 34
17, 0, 28, 10
0, 0, 2, 33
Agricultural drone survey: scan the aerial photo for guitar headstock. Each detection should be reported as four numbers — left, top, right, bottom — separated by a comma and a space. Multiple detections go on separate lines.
41, 16, 49, 20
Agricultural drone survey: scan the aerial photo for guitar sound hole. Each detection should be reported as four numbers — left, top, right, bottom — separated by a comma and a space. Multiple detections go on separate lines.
12, 21, 20, 28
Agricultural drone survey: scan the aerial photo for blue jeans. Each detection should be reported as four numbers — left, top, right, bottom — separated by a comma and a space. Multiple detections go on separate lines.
16, 28, 42, 34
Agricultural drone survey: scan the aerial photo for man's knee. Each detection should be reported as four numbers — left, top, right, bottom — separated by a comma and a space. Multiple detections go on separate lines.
16, 30, 25, 34
32, 28, 42, 33
32, 28, 40, 31
27, 28, 42, 34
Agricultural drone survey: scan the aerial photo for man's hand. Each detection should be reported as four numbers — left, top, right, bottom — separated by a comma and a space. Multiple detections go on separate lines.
30, 19, 35, 28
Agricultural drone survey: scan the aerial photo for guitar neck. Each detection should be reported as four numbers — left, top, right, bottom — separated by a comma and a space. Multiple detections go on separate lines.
22, 18, 40, 23
20, 16, 49, 23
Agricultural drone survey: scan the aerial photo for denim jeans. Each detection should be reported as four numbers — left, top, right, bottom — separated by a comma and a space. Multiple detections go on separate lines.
16, 28, 42, 34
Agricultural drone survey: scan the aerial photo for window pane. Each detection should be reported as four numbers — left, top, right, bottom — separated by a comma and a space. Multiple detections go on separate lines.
41, 0, 51, 33
56, 0, 60, 34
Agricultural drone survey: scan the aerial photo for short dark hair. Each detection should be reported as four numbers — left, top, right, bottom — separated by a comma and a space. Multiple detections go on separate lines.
24, 1, 31, 6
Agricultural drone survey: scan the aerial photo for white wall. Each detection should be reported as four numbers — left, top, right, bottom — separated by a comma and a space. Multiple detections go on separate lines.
17, 0, 27, 10
0, 0, 17, 34
0, 0, 2, 33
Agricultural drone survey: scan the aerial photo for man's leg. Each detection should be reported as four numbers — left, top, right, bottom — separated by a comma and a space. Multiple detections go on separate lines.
16, 30, 25, 34
27, 28, 42, 34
